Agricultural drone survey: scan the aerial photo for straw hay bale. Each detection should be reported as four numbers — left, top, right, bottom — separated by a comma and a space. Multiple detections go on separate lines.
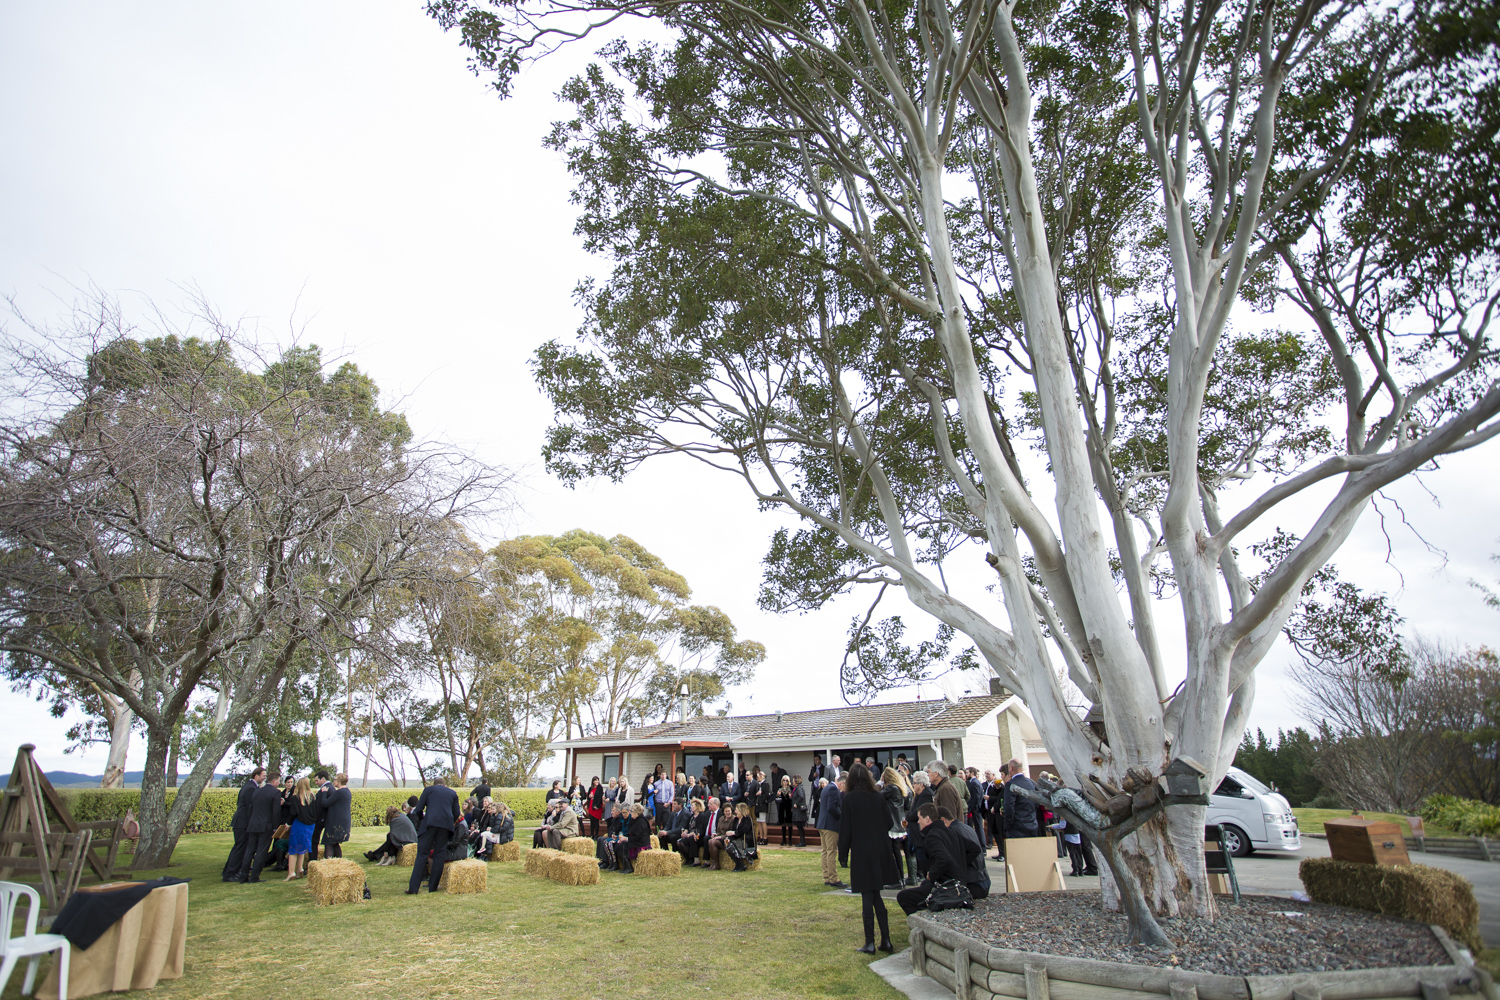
438, 858, 488, 894
396, 842, 418, 867
306, 858, 365, 905
549, 853, 601, 886
561, 836, 596, 857
1301, 857, 1480, 949
633, 849, 681, 878
489, 841, 520, 863
649, 835, 659, 850
524, 847, 562, 877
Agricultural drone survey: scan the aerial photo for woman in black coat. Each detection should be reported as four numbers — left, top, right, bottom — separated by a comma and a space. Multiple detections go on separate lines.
839, 763, 899, 954
624, 804, 653, 871
318, 775, 353, 858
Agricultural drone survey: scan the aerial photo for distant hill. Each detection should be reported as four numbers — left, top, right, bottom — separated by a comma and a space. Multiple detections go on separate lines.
1, 769, 232, 789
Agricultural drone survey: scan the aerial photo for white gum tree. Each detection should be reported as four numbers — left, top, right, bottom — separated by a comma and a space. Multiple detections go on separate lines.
431, 0, 1500, 940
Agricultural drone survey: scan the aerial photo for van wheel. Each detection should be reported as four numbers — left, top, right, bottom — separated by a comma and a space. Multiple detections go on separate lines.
1221, 824, 1252, 858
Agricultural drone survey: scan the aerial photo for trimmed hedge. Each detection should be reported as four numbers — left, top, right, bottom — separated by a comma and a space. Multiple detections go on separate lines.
1299, 857, 1480, 950
1420, 794, 1500, 838
56, 786, 550, 833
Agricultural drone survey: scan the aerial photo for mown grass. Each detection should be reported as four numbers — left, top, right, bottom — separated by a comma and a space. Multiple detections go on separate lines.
3, 829, 906, 1000
1292, 808, 1457, 838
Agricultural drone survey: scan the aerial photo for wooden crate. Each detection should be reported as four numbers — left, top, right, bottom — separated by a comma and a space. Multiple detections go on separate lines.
1325, 818, 1410, 866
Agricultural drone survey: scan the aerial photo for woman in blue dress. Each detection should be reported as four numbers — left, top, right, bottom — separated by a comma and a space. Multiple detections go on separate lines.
283, 777, 318, 881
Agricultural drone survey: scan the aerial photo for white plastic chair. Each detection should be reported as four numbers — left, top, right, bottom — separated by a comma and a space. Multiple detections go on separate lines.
0, 881, 69, 998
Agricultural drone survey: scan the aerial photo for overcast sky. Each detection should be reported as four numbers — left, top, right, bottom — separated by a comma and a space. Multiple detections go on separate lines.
1, 2, 1494, 777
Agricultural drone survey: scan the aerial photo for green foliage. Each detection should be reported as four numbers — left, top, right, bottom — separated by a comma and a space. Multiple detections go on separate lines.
1420, 794, 1500, 838
1300, 857, 1481, 951
1233, 727, 1328, 807
56, 786, 550, 833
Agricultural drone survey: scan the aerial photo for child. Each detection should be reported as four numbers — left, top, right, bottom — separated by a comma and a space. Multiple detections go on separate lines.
1048, 816, 1086, 876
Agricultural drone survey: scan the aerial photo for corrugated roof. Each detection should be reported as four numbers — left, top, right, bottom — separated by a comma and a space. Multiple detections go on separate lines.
566, 695, 1008, 746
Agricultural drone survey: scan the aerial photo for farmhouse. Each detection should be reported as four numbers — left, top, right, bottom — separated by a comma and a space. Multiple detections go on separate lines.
552, 679, 1053, 792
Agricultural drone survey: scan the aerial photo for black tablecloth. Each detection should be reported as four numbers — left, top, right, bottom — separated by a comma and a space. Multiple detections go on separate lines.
50, 877, 191, 950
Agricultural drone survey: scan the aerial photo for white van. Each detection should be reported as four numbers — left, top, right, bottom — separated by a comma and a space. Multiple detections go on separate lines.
1208, 766, 1301, 856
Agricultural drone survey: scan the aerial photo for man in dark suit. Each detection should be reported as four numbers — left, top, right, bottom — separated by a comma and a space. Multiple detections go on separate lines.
222, 767, 265, 881
237, 771, 283, 883
1003, 758, 1041, 839
407, 775, 462, 894
696, 797, 724, 866
657, 800, 689, 853
965, 767, 988, 848
720, 775, 742, 807
309, 770, 332, 857
472, 778, 492, 805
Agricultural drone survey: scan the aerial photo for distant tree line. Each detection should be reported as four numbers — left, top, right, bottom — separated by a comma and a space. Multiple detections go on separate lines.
1235, 642, 1500, 812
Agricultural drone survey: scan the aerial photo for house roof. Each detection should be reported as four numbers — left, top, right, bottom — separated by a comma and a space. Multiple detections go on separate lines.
555, 694, 1013, 750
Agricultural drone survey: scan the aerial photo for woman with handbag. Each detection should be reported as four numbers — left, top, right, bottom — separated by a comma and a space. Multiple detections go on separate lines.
723, 802, 756, 872
775, 775, 796, 846
585, 777, 606, 837
838, 763, 899, 954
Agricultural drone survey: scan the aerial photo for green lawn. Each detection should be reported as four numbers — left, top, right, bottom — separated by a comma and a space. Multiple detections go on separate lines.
1292, 808, 1457, 838
3, 830, 906, 1000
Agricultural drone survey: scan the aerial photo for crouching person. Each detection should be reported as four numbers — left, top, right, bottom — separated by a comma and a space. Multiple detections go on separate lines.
896, 803, 987, 915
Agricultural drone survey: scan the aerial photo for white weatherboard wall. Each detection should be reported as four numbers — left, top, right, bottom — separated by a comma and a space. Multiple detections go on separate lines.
962, 707, 1004, 776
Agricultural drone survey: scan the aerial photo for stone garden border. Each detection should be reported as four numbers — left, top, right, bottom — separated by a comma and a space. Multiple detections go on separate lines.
907, 913, 1498, 1000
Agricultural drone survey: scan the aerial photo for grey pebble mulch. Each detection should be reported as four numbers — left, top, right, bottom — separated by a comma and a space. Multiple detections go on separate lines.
924, 892, 1450, 976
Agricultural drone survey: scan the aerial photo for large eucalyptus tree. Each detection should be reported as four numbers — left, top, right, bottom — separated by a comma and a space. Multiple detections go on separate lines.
431, 0, 1499, 939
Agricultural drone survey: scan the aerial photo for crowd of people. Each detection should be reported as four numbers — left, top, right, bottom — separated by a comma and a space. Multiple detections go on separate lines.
218, 753, 1097, 948
220, 768, 354, 885
824, 756, 1100, 953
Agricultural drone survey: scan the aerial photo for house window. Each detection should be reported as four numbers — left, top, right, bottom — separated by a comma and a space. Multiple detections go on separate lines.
602, 754, 621, 781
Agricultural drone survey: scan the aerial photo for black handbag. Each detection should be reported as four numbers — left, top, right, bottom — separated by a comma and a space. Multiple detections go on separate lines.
926, 878, 974, 912
725, 839, 749, 862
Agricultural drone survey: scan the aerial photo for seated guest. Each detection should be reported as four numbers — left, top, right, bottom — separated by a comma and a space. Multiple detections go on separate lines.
657, 800, 688, 852
596, 804, 627, 870
538, 797, 579, 850
724, 802, 756, 872
624, 803, 652, 871
676, 799, 706, 865
490, 801, 515, 844
367, 805, 418, 865
470, 799, 513, 860
532, 799, 564, 848
463, 796, 480, 827
433, 817, 470, 875
699, 796, 731, 868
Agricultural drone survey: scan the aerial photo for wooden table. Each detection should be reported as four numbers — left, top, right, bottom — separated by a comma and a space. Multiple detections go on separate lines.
39, 881, 188, 999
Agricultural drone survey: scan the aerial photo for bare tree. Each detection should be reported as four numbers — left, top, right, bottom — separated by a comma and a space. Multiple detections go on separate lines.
0, 298, 502, 866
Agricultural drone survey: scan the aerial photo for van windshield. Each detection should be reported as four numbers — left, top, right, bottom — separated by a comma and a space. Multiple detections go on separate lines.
1232, 770, 1271, 795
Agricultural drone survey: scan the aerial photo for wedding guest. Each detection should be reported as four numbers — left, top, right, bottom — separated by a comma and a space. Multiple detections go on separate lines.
283, 777, 319, 881
367, 805, 418, 865
585, 776, 606, 838
677, 799, 706, 864
318, 773, 352, 859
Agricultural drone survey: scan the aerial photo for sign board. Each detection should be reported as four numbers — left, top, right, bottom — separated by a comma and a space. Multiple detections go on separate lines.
1003, 835, 1066, 892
